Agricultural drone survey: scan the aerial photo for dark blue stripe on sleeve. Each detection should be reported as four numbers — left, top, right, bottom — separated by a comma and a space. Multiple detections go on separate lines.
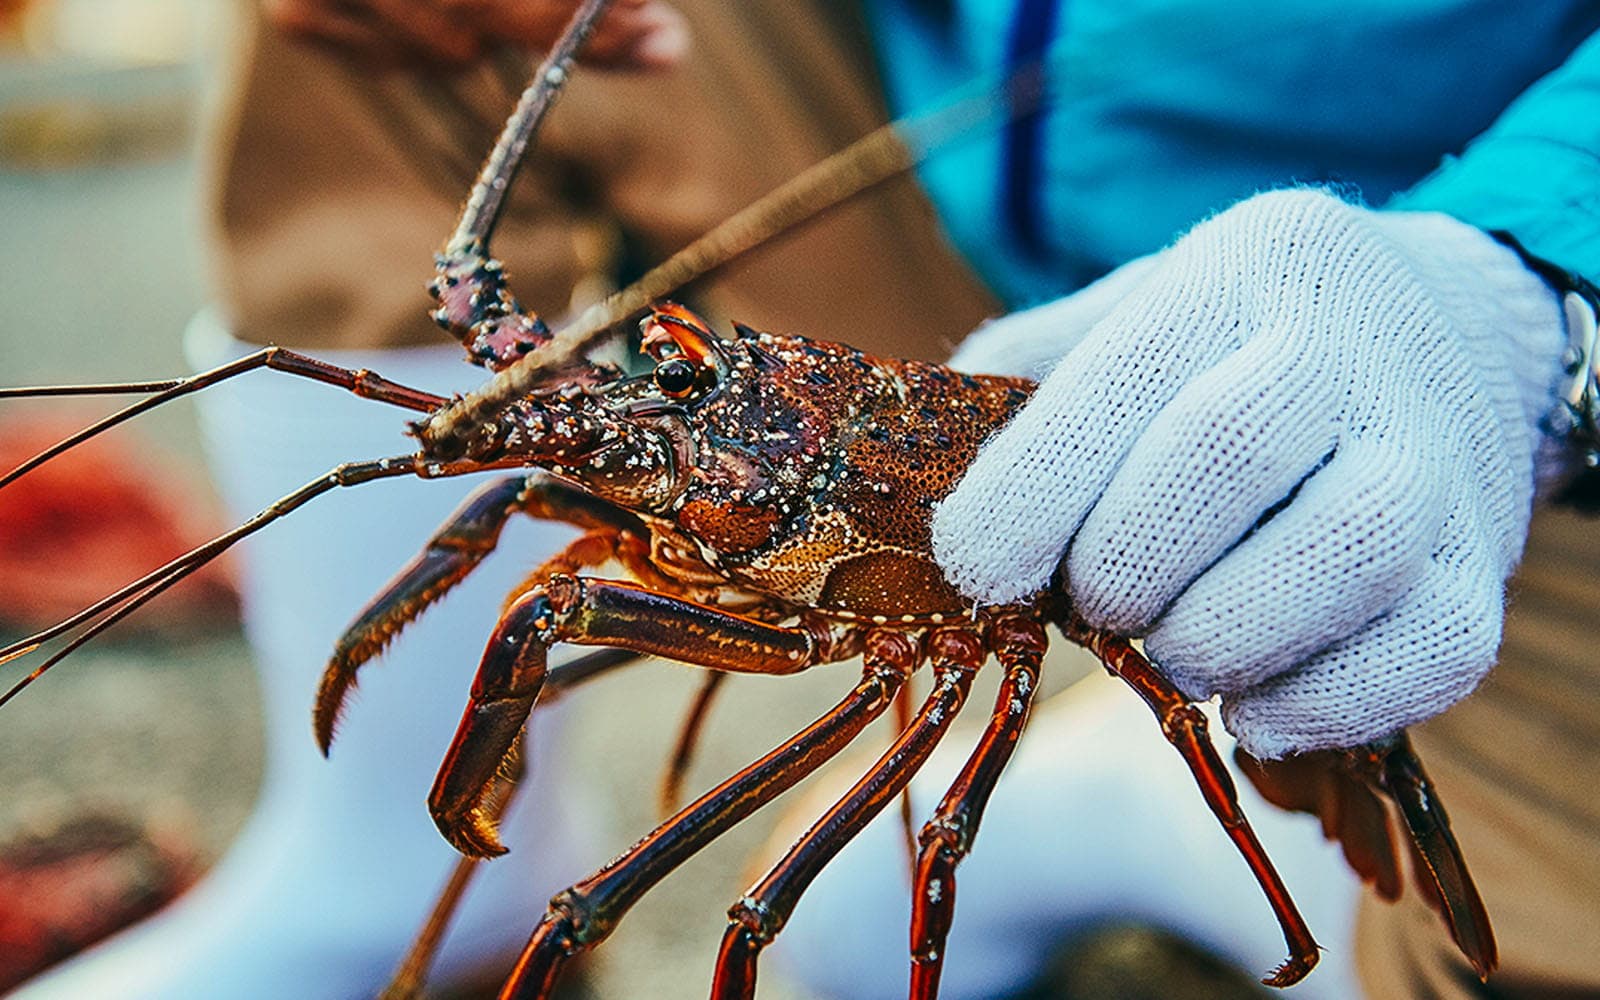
1002, 0, 1063, 259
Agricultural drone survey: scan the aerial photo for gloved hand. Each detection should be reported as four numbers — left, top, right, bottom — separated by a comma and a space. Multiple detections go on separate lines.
934, 189, 1569, 758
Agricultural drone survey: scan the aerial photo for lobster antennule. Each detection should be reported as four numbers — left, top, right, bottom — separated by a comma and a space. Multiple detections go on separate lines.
0, 349, 447, 493
0, 378, 185, 398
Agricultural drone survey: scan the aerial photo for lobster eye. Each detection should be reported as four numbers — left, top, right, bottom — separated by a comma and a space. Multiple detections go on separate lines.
653, 357, 699, 398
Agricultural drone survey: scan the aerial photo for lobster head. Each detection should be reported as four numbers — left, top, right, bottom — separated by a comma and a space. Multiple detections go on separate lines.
445, 303, 856, 534
445, 303, 1033, 602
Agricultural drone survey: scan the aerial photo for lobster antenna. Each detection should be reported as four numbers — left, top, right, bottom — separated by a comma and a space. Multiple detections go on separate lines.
415, 2, 1349, 457
0, 1, 616, 702
0, 0, 612, 492
0, 455, 427, 703
0, 349, 447, 492
0, 379, 185, 398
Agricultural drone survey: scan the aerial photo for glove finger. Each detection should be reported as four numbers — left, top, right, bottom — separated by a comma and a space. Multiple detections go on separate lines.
933, 246, 1256, 606
947, 253, 1161, 379
1068, 330, 1341, 634
1219, 529, 1503, 759
1144, 437, 1444, 700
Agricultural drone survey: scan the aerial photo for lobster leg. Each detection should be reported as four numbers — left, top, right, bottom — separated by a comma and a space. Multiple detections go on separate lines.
1066, 622, 1320, 987
313, 473, 649, 750
894, 681, 918, 880
909, 617, 1046, 999
658, 670, 730, 817
381, 646, 644, 1000
382, 743, 525, 1000
710, 628, 986, 1000
1355, 735, 1497, 979
499, 630, 921, 1000
432, 575, 853, 857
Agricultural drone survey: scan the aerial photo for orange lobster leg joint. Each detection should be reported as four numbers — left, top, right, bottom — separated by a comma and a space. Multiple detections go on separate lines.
909, 616, 1047, 998
313, 473, 651, 753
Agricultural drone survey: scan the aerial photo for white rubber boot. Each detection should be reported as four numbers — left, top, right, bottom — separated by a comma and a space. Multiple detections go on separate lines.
12, 311, 596, 999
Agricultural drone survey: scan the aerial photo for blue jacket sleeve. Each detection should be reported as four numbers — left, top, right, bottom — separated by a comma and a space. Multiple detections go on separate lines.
1387, 31, 1600, 285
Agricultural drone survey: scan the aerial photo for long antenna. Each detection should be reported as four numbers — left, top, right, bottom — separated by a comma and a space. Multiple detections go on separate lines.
0, 348, 446, 491
0, 1, 619, 703
449, 0, 613, 252
413, 3, 1352, 457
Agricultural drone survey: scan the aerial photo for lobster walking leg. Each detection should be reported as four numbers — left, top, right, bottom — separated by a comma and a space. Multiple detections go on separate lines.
382, 646, 645, 1000
710, 628, 986, 1000
314, 473, 651, 750
499, 630, 919, 1000
1065, 621, 1320, 987
894, 681, 918, 879
909, 617, 1046, 1000
659, 670, 730, 817
1352, 735, 1496, 979
383, 746, 525, 1000
432, 576, 849, 856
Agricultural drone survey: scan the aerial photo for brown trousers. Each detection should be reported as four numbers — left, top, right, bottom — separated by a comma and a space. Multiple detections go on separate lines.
212, 5, 1600, 996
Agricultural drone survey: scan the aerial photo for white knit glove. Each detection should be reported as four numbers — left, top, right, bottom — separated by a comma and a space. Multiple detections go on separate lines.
934, 189, 1569, 758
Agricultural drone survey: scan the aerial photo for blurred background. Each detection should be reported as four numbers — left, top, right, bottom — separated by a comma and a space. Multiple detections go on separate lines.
0, 0, 250, 990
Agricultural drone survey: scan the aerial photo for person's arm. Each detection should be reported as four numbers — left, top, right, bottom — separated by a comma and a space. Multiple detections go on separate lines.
1388, 30, 1600, 510
1387, 31, 1600, 284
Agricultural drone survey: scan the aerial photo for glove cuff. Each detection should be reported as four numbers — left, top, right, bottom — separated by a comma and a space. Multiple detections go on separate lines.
1487, 233, 1600, 512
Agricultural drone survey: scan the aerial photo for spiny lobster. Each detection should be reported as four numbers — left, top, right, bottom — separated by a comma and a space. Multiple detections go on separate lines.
0, 3, 1495, 998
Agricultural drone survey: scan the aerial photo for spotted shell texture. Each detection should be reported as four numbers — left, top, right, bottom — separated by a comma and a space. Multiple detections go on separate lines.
664, 323, 1032, 619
